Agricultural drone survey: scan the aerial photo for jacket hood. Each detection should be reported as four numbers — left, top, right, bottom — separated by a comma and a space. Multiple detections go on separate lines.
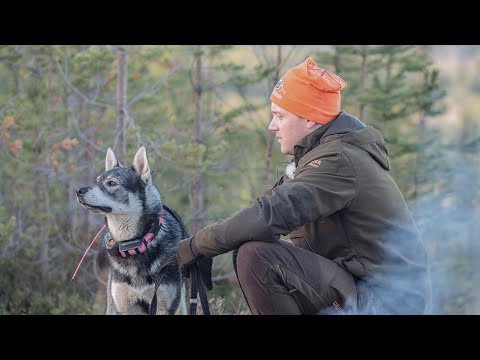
295, 111, 390, 171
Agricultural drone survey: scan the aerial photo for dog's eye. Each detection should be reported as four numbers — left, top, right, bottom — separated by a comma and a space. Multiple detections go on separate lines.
107, 180, 117, 187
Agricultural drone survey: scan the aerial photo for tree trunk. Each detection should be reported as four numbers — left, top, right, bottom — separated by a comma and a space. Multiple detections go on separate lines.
263, 45, 282, 188
333, 46, 341, 74
413, 45, 429, 205
75, 98, 89, 236
115, 46, 127, 160
40, 51, 53, 296
413, 106, 427, 205
382, 53, 393, 138
31, 50, 42, 228
191, 46, 205, 234
358, 45, 368, 120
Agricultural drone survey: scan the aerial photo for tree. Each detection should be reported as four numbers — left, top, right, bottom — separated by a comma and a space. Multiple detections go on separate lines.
114, 45, 128, 159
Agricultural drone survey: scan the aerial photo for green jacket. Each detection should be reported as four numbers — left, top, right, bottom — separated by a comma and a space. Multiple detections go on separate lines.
195, 111, 431, 314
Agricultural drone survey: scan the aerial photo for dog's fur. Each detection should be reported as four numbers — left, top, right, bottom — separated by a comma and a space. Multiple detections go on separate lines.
76, 146, 187, 315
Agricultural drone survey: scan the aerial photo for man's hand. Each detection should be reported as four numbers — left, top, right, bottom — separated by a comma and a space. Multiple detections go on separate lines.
176, 236, 213, 290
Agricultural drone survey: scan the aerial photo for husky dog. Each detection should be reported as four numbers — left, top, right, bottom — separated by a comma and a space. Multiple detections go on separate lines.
76, 146, 187, 315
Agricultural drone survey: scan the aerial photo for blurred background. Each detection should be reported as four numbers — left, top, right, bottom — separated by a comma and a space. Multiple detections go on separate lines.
0, 45, 478, 315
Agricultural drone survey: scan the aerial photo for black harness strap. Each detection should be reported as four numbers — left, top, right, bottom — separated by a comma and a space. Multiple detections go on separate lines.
189, 264, 198, 315
189, 263, 210, 315
149, 254, 176, 315
149, 204, 210, 315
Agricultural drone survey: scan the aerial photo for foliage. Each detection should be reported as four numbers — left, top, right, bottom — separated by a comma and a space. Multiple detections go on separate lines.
0, 45, 476, 315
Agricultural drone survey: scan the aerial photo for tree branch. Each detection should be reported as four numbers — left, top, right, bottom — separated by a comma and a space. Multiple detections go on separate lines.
54, 56, 113, 109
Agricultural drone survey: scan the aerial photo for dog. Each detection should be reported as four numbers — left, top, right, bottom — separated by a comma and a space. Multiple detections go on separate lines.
76, 146, 187, 315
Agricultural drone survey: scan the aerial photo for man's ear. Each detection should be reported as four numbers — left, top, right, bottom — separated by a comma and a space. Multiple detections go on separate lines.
305, 119, 321, 129
133, 146, 151, 184
106, 147, 123, 171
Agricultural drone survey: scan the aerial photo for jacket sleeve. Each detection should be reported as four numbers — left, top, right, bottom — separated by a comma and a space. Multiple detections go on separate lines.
194, 152, 357, 257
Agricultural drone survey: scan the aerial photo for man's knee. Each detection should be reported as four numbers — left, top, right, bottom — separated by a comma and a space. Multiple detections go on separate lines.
237, 241, 265, 261
234, 241, 275, 281
236, 241, 281, 268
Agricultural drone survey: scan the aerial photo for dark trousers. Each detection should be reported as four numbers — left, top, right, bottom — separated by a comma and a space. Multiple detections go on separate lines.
232, 240, 357, 315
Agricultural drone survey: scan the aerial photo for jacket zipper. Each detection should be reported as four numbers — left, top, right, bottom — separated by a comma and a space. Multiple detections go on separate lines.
301, 227, 316, 253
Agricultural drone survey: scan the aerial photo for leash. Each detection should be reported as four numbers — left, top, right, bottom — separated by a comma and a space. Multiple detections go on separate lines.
149, 205, 210, 315
149, 257, 210, 315
71, 210, 164, 281
189, 262, 210, 315
70, 224, 106, 283
149, 253, 177, 315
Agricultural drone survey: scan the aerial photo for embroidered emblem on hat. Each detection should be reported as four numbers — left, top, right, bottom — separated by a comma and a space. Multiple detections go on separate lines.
307, 159, 322, 168
272, 79, 286, 100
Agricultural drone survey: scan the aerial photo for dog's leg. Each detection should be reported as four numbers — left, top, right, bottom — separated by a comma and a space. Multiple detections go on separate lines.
105, 270, 117, 315
167, 281, 184, 315
153, 283, 181, 315
176, 283, 187, 315
154, 291, 169, 315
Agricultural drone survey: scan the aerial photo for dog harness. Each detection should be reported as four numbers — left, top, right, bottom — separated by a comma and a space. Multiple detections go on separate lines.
105, 208, 164, 257
71, 204, 210, 315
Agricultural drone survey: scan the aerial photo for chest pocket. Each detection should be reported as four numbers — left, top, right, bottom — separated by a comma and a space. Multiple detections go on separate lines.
334, 255, 367, 279
302, 215, 347, 255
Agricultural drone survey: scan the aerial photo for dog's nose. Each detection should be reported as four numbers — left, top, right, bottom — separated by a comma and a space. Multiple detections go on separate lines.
76, 186, 91, 196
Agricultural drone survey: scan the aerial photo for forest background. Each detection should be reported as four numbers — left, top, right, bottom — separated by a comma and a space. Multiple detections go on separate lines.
0, 45, 478, 315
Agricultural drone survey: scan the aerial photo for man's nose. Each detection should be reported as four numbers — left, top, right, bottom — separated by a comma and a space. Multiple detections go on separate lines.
268, 119, 277, 131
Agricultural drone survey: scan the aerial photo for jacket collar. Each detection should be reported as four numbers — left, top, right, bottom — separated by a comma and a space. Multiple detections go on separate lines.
293, 111, 367, 164
293, 116, 336, 164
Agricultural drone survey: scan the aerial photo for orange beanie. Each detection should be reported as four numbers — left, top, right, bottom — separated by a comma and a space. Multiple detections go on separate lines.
270, 57, 347, 125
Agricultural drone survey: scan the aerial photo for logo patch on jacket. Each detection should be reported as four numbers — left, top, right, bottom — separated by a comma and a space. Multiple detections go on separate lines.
307, 159, 322, 168
285, 161, 296, 179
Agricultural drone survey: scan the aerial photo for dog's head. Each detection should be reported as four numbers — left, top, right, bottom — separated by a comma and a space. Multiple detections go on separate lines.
76, 146, 158, 216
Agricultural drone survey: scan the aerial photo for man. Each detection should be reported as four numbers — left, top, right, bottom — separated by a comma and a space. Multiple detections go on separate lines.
177, 57, 432, 315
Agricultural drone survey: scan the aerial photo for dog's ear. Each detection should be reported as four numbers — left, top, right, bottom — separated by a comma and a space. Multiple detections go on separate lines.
133, 146, 151, 183
105, 147, 122, 171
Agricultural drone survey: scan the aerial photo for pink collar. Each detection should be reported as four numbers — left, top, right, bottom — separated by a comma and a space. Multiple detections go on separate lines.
70, 208, 164, 283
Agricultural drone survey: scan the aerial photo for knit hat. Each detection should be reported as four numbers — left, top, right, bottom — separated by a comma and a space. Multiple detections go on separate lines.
270, 57, 347, 124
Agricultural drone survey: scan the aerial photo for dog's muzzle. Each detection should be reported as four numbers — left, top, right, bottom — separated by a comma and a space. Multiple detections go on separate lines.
76, 186, 91, 196
76, 186, 112, 213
